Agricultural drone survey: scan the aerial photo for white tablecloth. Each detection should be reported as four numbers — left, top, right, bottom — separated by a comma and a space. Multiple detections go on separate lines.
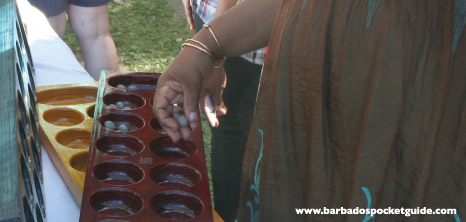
17, 1, 95, 221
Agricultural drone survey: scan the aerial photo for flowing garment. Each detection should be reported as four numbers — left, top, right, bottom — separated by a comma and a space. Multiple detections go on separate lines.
238, 0, 466, 221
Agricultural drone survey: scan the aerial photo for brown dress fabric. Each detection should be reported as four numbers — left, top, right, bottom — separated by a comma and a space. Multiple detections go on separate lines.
237, 0, 466, 221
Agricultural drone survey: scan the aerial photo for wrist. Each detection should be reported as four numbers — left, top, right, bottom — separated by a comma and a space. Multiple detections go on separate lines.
179, 44, 216, 75
181, 38, 224, 69
192, 25, 225, 60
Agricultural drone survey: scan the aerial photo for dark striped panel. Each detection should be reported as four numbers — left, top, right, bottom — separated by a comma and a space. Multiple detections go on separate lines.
0, 1, 44, 221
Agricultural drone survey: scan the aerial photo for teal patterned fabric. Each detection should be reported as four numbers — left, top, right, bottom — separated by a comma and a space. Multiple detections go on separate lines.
452, 0, 466, 53
246, 129, 264, 222
366, 0, 382, 28
302, 0, 309, 10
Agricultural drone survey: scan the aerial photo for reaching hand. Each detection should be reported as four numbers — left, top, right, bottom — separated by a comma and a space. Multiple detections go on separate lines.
152, 47, 215, 142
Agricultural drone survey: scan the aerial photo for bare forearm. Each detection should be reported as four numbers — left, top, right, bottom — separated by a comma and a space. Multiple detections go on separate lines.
215, 0, 238, 17
193, 0, 282, 58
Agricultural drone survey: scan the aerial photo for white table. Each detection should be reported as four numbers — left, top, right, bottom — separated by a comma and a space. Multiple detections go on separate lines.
17, 1, 94, 221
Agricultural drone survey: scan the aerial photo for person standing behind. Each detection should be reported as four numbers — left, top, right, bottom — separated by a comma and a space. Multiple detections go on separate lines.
29, 0, 119, 79
183, 0, 265, 221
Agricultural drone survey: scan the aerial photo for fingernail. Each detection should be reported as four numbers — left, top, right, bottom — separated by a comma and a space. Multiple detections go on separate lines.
189, 112, 197, 123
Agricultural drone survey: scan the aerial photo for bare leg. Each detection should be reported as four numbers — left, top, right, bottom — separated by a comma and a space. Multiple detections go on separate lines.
68, 4, 118, 79
47, 11, 67, 38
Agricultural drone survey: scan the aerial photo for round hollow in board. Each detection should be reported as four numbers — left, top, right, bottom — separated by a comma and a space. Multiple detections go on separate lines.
89, 188, 144, 217
150, 137, 196, 159
95, 134, 144, 156
150, 190, 204, 220
99, 112, 144, 132
93, 160, 144, 186
70, 151, 89, 173
37, 87, 98, 105
103, 92, 145, 110
55, 128, 91, 149
43, 108, 85, 126
150, 162, 201, 188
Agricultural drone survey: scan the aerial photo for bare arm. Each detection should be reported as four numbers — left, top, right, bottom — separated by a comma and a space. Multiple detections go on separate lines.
215, 0, 238, 17
198, 0, 239, 127
194, 0, 281, 58
182, 0, 194, 30
153, 0, 282, 142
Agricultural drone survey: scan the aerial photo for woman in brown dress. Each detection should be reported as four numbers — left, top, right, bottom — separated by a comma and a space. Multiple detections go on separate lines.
153, 0, 465, 221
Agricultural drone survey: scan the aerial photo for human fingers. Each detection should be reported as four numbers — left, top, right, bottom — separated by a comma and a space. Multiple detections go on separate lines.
154, 40, 216, 141
182, 84, 201, 133
209, 66, 227, 117
153, 84, 183, 142
204, 95, 219, 127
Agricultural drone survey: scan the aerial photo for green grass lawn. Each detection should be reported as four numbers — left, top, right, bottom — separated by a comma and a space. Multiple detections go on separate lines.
63, 0, 214, 200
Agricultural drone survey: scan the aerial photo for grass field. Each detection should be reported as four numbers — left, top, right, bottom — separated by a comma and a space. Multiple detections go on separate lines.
63, 0, 214, 199
64, 0, 189, 72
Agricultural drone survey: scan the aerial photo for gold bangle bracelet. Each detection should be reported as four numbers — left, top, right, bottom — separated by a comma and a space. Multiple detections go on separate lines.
203, 24, 225, 59
182, 42, 213, 57
186, 39, 212, 54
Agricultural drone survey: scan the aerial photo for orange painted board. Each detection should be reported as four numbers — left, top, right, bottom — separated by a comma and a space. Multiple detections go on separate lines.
37, 81, 98, 205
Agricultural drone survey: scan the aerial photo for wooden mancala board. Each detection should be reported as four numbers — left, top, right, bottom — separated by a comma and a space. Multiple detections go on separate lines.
0, 1, 46, 221
79, 71, 214, 222
37, 81, 98, 204
37, 78, 223, 222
